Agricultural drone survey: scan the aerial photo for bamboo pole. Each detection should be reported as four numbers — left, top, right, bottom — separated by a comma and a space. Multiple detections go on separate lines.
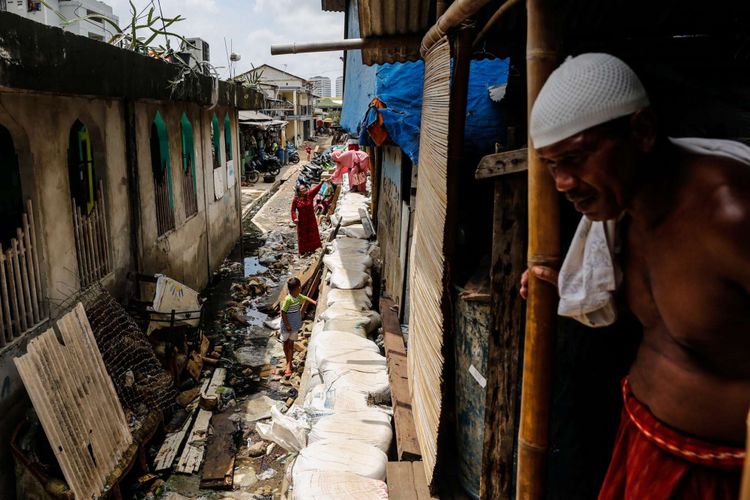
27, 200, 44, 317
0, 246, 12, 342
271, 35, 422, 55
16, 228, 33, 328
516, 0, 560, 498
420, 0, 493, 56
11, 239, 28, 333
22, 215, 39, 324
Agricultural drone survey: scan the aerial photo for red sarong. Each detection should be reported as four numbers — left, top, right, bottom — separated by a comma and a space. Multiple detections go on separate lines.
598, 379, 744, 500
291, 184, 322, 255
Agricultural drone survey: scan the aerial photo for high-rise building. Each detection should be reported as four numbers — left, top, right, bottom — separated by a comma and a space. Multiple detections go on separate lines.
335, 75, 344, 97
4, 0, 119, 41
309, 75, 332, 98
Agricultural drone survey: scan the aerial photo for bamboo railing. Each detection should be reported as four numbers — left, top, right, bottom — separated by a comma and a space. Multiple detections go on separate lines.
72, 181, 113, 288
0, 199, 47, 346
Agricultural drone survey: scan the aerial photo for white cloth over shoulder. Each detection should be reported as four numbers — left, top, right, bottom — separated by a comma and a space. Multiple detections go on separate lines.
559, 137, 750, 327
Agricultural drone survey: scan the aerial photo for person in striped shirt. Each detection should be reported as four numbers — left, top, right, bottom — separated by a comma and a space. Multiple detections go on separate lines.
280, 277, 316, 378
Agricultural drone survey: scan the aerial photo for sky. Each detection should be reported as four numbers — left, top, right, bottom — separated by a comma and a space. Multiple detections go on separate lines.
108, 0, 345, 82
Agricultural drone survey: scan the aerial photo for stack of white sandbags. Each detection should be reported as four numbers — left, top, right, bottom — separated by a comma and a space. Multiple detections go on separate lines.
291, 191, 391, 500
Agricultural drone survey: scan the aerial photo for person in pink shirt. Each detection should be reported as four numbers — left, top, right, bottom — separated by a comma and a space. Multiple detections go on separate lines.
331, 148, 370, 193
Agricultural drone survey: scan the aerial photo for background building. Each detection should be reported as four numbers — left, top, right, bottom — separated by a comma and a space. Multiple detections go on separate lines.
309, 75, 332, 97
180, 37, 211, 75
3, 0, 119, 41
335, 75, 344, 97
239, 64, 318, 144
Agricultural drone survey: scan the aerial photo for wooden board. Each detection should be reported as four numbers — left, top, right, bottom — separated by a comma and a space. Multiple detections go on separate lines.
380, 298, 421, 461
474, 148, 528, 179
175, 409, 212, 474
201, 411, 237, 489
271, 255, 321, 313
154, 411, 195, 471
386, 461, 435, 500
480, 177, 527, 500
14, 303, 132, 500
200, 367, 226, 410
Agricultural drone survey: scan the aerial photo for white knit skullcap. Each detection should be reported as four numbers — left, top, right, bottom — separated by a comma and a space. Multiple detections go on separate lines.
530, 53, 650, 148
347, 138, 358, 145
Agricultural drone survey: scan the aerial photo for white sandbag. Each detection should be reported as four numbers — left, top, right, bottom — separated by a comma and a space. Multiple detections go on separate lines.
256, 406, 309, 452
309, 409, 392, 452
326, 288, 372, 309
304, 384, 370, 414
329, 238, 371, 253
324, 253, 372, 270
340, 224, 369, 239
293, 439, 388, 481
292, 471, 388, 500
322, 318, 368, 338
320, 307, 381, 333
313, 331, 380, 354
329, 268, 370, 290
317, 346, 386, 377
324, 367, 391, 401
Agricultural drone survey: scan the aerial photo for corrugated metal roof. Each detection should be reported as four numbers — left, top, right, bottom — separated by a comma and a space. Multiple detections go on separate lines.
321, 0, 346, 12
358, 0, 433, 65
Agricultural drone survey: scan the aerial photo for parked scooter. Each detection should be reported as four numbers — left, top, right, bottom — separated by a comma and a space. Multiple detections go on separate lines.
253, 152, 281, 176
286, 143, 300, 164
245, 161, 260, 184
298, 163, 323, 185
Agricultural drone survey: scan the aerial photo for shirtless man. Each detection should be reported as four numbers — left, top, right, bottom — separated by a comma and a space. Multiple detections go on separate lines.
520, 53, 750, 498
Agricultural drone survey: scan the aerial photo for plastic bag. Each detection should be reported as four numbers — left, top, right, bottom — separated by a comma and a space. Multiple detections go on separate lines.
304, 384, 370, 414
293, 470, 388, 500
293, 439, 388, 481
256, 406, 309, 452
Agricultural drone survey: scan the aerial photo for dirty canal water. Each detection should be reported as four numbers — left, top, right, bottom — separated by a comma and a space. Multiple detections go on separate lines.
150, 178, 321, 500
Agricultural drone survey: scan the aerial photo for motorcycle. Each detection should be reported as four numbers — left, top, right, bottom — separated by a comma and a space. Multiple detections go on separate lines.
286, 144, 300, 164
244, 161, 260, 184
254, 152, 281, 177
298, 163, 323, 185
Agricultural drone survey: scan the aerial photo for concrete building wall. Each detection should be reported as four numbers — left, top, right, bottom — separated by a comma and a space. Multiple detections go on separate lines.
0, 92, 241, 496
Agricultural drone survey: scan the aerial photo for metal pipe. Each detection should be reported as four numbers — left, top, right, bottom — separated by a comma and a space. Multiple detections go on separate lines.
421, 0, 493, 56
474, 0, 523, 47
271, 35, 421, 55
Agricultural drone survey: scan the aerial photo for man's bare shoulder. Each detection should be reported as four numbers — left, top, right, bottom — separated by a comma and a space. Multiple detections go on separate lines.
681, 152, 750, 271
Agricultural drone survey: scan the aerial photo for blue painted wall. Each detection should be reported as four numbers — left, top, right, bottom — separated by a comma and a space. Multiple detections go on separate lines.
340, 0, 378, 134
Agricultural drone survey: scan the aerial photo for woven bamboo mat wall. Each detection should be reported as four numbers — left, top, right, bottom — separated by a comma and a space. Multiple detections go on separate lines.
407, 35, 451, 485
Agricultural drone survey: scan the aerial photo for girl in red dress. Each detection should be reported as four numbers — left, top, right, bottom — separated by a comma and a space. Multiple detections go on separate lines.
291, 182, 323, 255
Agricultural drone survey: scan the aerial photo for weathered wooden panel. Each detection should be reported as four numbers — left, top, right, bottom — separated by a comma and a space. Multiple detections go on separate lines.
14, 303, 132, 500
480, 176, 527, 500
377, 145, 405, 305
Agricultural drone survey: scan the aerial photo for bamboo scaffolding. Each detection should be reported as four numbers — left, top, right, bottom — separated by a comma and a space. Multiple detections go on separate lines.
516, 0, 560, 498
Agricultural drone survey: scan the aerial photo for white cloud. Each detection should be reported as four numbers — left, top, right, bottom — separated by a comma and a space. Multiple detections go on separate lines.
108, 0, 344, 81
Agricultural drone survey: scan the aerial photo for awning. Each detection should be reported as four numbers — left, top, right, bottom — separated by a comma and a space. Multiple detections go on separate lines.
238, 110, 274, 122
239, 119, 289, 130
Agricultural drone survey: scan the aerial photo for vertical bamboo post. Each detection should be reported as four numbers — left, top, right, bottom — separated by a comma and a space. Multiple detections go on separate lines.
22, 215, 39, 324
0, 245, 13, 342
16, 228, 33, 327
741, 411, 750, 499
11, 239, 28, 333
516, 0, 560, 498
27, 200, 45, 317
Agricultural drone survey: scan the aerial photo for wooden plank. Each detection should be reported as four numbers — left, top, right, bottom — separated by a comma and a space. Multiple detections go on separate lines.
11, 239, 28, 332
412, 461, 435, 500
480, 177, 526, 500
200, 367, 226, 410
6, 247, 20, 336
359, 207, 375, 238
154, 411, 195, 471
176, 409, 212, 474
0, 246, 12, 342
386, 462, 417, 500
271, 255, 321, 313
201, 411, 236, 489
16, 228, 33, 328
474, 148, 528, 180
380, 298, 421, 461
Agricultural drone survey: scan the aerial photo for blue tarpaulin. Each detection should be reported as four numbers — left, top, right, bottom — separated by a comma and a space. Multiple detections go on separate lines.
360, 57, 509, 164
